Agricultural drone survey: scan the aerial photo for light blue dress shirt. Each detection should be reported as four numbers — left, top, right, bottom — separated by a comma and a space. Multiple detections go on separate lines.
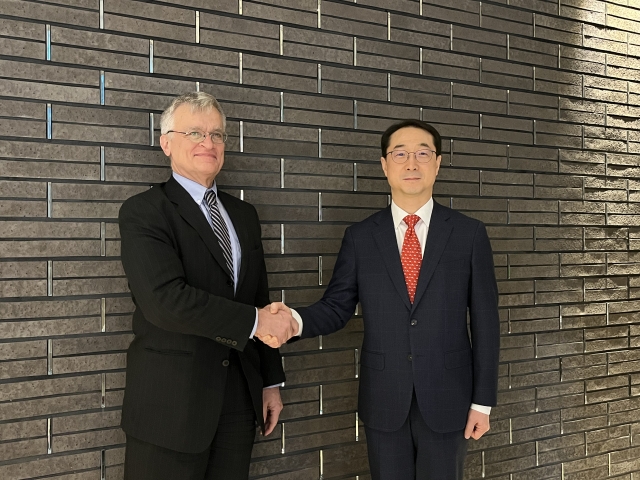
172, 174, 281, 389
173, 173, 259, 339
173, 172, 241, 290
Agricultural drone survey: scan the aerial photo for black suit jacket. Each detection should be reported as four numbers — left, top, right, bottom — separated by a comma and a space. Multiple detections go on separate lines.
297, 201, 500, 433
118, 176, 285, 453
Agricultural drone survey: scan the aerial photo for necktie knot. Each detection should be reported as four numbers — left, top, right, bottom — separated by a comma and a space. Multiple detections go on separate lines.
204, 189, 217, 207
404, 214, 420, 229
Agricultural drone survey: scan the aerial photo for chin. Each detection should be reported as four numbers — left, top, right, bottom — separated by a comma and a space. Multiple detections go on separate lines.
200, 169, 221, 179
402, 188, 427, 196
196, 161, 221, 172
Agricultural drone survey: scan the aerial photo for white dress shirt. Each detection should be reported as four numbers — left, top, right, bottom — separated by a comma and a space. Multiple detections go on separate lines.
390, 198, 434, 257
293, 197, 490, 415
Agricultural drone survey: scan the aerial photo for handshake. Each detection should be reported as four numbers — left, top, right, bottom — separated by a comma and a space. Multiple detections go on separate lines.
255, 302, 298, 348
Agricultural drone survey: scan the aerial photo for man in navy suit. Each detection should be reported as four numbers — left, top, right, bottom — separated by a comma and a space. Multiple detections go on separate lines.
259, 120, 500, 479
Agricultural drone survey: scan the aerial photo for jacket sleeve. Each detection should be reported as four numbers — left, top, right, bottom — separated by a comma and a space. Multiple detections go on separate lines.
468, 221, 501, 407
119, 194, 256, 351
296, 226, 360, 337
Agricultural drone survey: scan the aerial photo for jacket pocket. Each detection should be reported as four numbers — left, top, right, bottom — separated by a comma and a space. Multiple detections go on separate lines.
444, 349, 472, 369
360, 349, 385, 371
144, 347, 193, 357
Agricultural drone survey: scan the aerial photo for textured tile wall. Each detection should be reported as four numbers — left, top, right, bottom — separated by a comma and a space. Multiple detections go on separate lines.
1, 0, 639, 478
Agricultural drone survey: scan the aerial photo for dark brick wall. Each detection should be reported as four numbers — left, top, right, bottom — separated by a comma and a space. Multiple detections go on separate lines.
1, 0, 639, 478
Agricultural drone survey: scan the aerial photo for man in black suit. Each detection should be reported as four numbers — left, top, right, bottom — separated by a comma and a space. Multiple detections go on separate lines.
261, 120, 500, 480
118, 92, 298, 480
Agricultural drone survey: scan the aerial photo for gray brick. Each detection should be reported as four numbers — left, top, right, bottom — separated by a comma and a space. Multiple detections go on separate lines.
0, 78, 99, 105
482, 3, 533, 35
52, 26, 147, 54
0, 451, 101, 478
422, 0, 479, 26
454, 25, 507, 58
200, 13, 279, 52
0, 17, 43, 41
53, 123, 148, 145
105, 0, 193, 23
0, 35, 43, 60
54, 428, 125, 454
0, 0, 97, 26
0, 57, 98, 85
427, 53, 477, 80
104, 11, 192, 41
243, 1, 316, 27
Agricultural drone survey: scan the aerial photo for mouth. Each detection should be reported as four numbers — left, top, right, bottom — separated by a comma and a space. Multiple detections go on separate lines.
195, 153, 218, 160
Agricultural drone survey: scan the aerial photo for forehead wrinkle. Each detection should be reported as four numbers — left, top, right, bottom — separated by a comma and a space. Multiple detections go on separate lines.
187, 125, 222, 132
184, 126, 224, 133
174, 120, 223, 135
174, 106, 224, 130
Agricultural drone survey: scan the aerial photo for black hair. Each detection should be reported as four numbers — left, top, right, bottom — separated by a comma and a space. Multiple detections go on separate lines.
380, 119, 442, 157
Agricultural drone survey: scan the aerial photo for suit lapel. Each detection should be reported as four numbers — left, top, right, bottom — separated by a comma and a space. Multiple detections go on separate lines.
163, 177, 232, 279
373, 207, 412, 311
412, 201, 452, 310
218, 191, 251, 292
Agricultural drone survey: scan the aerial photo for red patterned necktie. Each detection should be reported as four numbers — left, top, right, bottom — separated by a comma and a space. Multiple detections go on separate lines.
401, 214, 422, 303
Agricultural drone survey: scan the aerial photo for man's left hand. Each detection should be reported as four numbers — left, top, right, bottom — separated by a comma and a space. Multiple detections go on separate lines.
262, 387, 284, 436
464, 409, 490, 440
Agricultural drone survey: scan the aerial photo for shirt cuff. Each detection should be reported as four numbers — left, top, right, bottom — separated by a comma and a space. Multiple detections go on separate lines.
291, 308, 303, 336
264, 383, 283, 388
470, 404, 491, 415
250, 308, 258, 339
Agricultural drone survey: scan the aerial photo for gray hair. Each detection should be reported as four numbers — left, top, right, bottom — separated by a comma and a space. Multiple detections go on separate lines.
160, 92, 227, 134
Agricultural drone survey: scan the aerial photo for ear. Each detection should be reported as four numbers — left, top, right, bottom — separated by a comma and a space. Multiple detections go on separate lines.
434, 155, 442, 176
159, 134, 171, 157
380, 156, 389, 178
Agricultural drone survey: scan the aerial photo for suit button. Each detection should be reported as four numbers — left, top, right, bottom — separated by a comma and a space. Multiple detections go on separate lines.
226, 279, 233, 287
215, 336, 221, 341
222, 360, 230, 367
411, 319, 418, 326
226, 339, 232, 345
232, 341, 237, 346
408, 355, 413, 362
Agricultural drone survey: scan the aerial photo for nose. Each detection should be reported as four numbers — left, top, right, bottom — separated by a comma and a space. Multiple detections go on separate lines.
405, 152, 419, 170
200, 133, 216, 148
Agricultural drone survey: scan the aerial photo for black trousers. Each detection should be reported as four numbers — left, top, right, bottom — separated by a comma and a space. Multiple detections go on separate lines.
123, 353, 257, 480
365, 392, 468, 480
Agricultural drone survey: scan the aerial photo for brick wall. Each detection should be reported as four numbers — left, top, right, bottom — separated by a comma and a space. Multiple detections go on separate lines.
1, 0, 639, 478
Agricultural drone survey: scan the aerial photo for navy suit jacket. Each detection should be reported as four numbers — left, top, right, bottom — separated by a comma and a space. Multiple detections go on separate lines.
297, 200, 500, 433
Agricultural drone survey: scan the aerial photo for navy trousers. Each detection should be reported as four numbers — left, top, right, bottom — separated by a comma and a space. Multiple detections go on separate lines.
365, 392, 468, 480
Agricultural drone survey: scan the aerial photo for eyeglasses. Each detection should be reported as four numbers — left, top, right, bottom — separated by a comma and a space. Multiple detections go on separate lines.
166, 130, 228, 144
386, 149, 436, 164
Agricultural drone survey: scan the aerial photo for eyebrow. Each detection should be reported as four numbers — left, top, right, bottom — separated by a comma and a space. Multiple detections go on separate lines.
391, 142, 433, 150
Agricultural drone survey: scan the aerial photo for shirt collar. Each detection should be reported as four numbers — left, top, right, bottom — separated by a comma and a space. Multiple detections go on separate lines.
390, 197, 434, 229
172, 172, 217, 206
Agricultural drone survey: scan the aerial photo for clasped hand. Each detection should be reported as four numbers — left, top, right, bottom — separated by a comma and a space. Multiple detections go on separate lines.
255, 302, 296, 348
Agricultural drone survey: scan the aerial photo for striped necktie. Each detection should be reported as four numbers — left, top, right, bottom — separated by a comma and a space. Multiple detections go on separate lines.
203, 189, 233, 278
